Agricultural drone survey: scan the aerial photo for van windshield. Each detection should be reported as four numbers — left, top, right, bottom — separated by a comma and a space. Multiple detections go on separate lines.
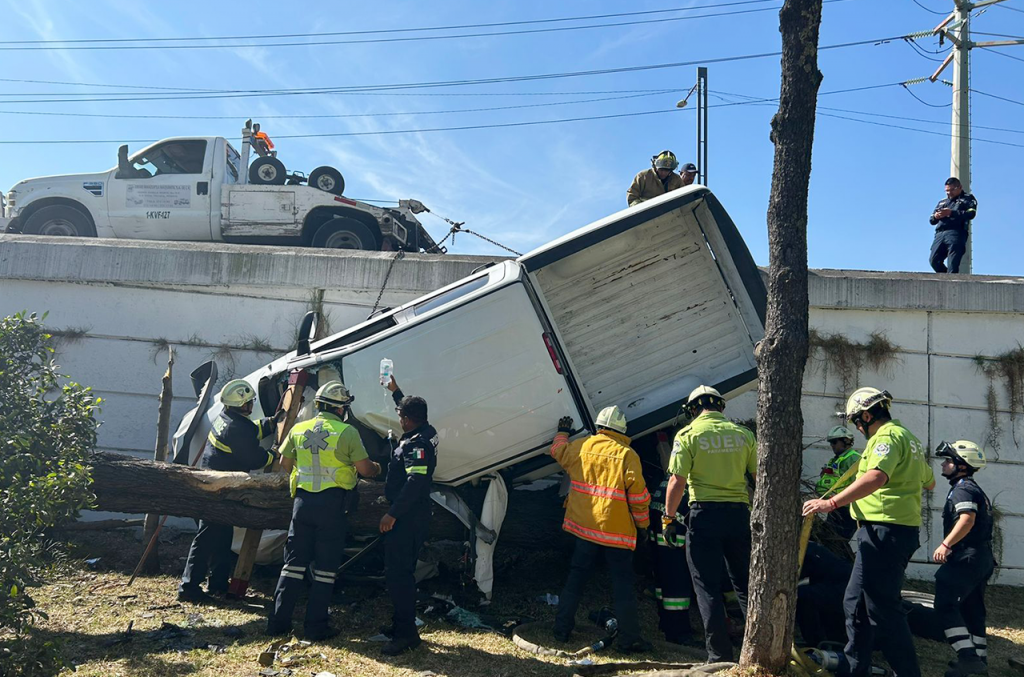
413, 276, 488, 316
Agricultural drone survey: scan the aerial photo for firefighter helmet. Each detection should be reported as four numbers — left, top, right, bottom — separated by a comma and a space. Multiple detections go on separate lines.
844, 387, 892, 421
220, 379, 256, 408
315, 380, 354, 407
596, 405, 628, 434
652, 150, 679, 171
686, 385, 725, 416
936, 439, 987, 471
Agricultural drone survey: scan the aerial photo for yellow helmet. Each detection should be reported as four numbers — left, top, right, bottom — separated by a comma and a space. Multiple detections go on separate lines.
315, 380, 353, 407
595, 405, 628, 434
652, 150, 679, 171
844, 387, 892, 421
936, 439, 987, 471
220, 379, 256, 408
826, 426, 854, 442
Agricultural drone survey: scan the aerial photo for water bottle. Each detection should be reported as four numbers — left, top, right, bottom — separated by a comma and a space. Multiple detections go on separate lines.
380, 358, 393, 387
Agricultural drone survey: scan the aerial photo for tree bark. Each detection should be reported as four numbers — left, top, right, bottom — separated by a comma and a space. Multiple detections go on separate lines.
140, 348, 174, 573
87, 452, 566, 550
740, 0, 822, 672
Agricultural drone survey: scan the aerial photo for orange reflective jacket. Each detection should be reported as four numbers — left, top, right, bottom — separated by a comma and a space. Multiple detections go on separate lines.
551, 429, 650, 550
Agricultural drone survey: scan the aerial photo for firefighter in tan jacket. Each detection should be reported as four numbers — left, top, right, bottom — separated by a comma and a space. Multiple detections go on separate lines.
550, 406, 652, 653
627, 150, 685, 206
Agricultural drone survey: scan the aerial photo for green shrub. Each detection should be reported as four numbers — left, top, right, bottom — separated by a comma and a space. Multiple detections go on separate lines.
0, 312, 98, 675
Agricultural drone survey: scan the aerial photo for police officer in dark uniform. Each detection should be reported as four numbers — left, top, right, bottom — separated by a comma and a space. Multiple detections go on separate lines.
267, 381, 381, 640
929, 177, 978, 274
649, 476, 695, 645
178, 379, 276, 603
933, 440, 994, 677
380, 376, 437, 656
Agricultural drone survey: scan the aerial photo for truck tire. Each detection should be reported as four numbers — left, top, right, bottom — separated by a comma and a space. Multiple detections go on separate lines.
308, 166, 345, 195
312, 217, 380, 250
249, 156, 287, 185
22, 205, 96, 237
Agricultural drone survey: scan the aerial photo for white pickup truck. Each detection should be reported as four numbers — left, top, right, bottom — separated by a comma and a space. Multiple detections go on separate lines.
2, 124, 441, 253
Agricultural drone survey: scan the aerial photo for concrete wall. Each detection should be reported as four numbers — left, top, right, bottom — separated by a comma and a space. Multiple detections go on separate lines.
729, 269, 1024, 584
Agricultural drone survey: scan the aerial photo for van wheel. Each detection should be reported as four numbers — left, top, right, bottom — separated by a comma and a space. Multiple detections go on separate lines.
308, 166, 345, 195
249, 157, 287, 185
312, 217, 380, 250
23, 205, 96, 237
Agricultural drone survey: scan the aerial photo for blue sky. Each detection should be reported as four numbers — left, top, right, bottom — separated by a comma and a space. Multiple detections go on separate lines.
2, 0, 1022, 274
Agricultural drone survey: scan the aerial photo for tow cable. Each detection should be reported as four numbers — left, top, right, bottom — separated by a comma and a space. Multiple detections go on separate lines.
422, 208, 523, 257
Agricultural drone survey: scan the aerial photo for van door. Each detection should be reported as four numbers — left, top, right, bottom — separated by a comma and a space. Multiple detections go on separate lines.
333, 277, 587, 485
519, 187, 767, 437
106, 139, 214, 241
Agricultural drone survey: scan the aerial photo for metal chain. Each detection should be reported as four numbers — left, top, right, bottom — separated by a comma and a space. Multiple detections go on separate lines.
367, 250, 405, 319
424, 210, 522, 257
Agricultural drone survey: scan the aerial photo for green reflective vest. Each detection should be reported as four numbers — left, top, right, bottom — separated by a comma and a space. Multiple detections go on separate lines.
816, 448, 862, 496
850, 419, 934, 526
668, 411, 757, 505
280, 412, 367, 497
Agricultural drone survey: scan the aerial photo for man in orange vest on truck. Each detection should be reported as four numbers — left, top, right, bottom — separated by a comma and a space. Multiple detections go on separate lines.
549, 406, 652, 653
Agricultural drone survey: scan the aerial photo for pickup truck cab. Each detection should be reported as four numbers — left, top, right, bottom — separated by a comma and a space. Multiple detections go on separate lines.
213, 186, 766, 485
3, 133, 439, 252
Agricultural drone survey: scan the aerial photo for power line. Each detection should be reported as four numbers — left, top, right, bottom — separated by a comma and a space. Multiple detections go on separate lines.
4, 0, 780, 45
911, 0, 949, 15
0, 2, 825, 52
971, 31, 1024, 39
970, 87, 1024, 106
902, 86, 952, 107
0, 35, 905, 106
977, 46, 1024, 63
816, 111, 1024, 148
994, 2, 1024, 13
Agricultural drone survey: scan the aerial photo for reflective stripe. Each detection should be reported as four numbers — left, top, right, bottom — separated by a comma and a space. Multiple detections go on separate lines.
951, 639, 975, 652
972, 635, 987, 646
654, 587, 663, 599
281, 570, 304, 580
945, 626, 970, 639
551, 434, 569, 457
955, 501, 978, 512
662, 597, 690, 610
571, 480, 627, 502
313, 569, 336, 579
563, 518, 636, 548
631, 510, 650, 523
655, 533, 685, 547
407, 465, 429, 475
627, 489, 651, 504
313, 575, 335, 584
297, 470, 337, 485
256, 419, 264, 439
977, 648, 987, 657
207, 432, 233, 453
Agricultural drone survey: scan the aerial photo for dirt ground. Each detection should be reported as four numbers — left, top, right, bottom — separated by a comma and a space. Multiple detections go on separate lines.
22, 529, 1024, 676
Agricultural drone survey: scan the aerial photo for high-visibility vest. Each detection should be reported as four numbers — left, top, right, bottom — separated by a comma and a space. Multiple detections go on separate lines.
255, 131, 275, 150
288, 415, 357, 496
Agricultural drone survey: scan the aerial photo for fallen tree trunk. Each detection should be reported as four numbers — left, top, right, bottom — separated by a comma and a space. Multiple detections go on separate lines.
88, 452, 567, 549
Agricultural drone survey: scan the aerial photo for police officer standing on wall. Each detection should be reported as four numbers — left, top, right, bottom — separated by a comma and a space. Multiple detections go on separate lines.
663, 385, 757, 663
803, 387, 935, 677
929, 177, 978, 274
816, 426, 861, 541
267, 381, 380, 640
179, 379, 276, 603
933, 440, 994, 677
379, 376, 437, 656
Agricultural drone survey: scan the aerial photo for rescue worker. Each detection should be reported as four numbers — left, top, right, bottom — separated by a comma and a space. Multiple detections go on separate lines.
803, 387, 935, 677
816, 426, 861, 540
663, 385, 756, 663
550, 407, 652, 653
178, 379, 276, 603
380, 376, 437, 656
267, 381, 380, 640
929, 177, 977, 274
648, 473, 695, 645
627, 150, 685, 206
933, 440, 994, 677
679, 162, 699, 186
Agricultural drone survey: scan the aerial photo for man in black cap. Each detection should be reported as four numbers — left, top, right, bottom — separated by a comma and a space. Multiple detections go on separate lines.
928, 177, 977, 274
679, 162, 699, 187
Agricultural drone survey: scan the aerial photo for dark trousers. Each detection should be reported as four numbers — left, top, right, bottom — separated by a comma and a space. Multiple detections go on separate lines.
827, 506, 858, 542
934, 550, 995, 661
385, 505, 429, 640
554, 537, 643, 645
652, 535, 694, 640
841, 523, 920, 677
685, 502, 751, 662
797, 581, 848, 648
268, 488, 347, 638
930, 229, 968, 273
179, 520, 233, 594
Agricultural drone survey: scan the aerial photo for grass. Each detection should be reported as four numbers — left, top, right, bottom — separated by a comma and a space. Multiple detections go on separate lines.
23, 531, 1024, 676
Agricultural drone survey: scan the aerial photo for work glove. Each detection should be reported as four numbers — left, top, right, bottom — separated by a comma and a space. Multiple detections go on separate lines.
662, 520, 680, 546
557, 416, 574, 434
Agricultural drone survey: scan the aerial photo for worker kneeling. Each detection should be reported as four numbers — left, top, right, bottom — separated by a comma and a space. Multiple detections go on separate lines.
550, 406, 653, 653
267, 381, 380, 640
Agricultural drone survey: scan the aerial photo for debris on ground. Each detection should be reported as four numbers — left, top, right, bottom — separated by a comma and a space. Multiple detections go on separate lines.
536, 593, 559, 605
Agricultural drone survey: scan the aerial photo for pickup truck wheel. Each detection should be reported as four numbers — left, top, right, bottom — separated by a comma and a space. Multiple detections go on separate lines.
249, 156, 287, 185
23, 205, 95, 237
308, 166, 345, 195
312, 218, 380, 250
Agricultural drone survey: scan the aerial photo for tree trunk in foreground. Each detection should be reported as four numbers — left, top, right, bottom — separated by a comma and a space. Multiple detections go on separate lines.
88, 452, 565, 550
740, 0, 822, 672
141, 348, 174, 573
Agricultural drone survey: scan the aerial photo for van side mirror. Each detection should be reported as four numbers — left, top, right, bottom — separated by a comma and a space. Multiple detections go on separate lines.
115, 145, 131, 179
295, 311, 319, 357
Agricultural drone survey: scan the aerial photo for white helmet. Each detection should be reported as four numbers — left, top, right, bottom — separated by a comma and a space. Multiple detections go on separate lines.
220, 379, 256, 408
936, 439, 986, 471
315, 380, 354, 407
596, 405, 628, 434
686, 385, 724, 415
844, 387, 892, 421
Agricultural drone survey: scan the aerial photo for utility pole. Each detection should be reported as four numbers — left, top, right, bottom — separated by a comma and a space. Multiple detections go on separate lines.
921, 0, 1024, 273
676, 66, 710, 185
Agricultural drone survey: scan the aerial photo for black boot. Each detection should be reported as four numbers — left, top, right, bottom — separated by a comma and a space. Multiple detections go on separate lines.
945, 655, 989, 677
382, 634, 422, 656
